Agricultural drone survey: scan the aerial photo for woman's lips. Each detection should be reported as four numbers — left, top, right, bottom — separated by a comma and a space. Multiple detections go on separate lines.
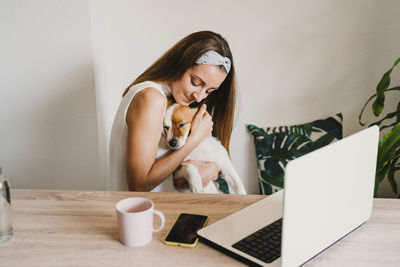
184, 95, 194, 105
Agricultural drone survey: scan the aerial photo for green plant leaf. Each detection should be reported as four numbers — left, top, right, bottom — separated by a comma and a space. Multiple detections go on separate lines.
359, 94, 378, 126
376, 123, 400, 173
392, 57, 400, 68
381, 121, 400, 131
387, 168, 398, 195
375, 163, 391, 197
359, 86, 400, 126
372, 71, 391, 116
372, 96, 385, 117
387, 156, 399, 195
359, 57, 400, 197
369, 108, 400, 128
372, 57, 400, 117
397, 102, 400, 123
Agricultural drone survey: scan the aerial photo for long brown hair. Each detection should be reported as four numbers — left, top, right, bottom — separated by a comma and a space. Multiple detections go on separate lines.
124, 31, 236, 153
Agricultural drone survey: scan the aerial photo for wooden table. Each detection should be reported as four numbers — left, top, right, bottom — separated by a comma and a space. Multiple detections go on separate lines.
1, 190, 399, 266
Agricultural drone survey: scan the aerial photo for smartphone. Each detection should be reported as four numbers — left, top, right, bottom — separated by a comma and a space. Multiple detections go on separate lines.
163, 213, 209, 248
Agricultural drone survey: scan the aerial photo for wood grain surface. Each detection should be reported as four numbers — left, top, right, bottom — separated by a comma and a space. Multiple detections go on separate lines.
1, 189, 399, 266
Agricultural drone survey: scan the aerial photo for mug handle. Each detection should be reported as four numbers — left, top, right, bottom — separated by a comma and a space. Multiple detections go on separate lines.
153, 210, 165, 232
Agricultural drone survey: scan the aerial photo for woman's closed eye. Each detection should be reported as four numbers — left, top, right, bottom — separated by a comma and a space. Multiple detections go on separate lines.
191, 76, 217, 94
191, 79, 200, 87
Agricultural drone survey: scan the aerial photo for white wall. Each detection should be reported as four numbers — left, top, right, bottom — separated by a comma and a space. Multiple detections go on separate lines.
91, 0, 400, 195
0, 0, 399, 196
0, 0, 101, 190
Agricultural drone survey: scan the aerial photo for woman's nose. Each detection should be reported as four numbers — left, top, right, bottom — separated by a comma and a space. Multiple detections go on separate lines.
193, 88, 206, 102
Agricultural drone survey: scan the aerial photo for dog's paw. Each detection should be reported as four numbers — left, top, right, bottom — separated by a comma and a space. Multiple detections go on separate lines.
189, 179, 203, 193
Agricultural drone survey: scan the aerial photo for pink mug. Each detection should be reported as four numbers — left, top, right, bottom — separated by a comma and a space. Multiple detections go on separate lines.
116, 197, 165, 247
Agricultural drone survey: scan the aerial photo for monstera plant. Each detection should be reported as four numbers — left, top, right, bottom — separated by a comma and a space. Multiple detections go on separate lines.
359, 57, 400, 198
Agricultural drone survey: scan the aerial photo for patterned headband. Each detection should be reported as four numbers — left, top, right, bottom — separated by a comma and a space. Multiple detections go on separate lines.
195, 50, 231, 74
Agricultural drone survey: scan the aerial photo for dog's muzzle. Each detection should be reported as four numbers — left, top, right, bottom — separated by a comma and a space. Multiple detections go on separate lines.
168, 138, 178, 148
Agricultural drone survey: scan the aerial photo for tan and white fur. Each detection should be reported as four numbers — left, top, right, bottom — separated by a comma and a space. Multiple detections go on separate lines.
163, 102, 246, 194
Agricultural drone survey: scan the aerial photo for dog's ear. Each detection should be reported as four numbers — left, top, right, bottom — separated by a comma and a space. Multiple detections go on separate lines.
188, 106, 199, 119
166, 96, 176, 108
188, 101, 203, 118
189, 101, 202, 109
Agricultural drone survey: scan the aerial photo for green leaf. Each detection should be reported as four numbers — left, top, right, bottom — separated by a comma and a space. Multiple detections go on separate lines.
260, 170, 284, 188
369, 108, 400, 128
392, 57, 400, 68
359, 94, 378, 126
247, 124, 266, 136
381, 121, 400, 131
359, 86, 400, 126
375, 163, 391, 197
259, 180, 273, 195
387, 157, 399, 195
311, 114, 343, 139
372, 70, 391, 116
216, 177, 229, 194
397, 102, 400, 123
376, 122, 400, 172
371, 57, 400, 117
372, 95, 385, 117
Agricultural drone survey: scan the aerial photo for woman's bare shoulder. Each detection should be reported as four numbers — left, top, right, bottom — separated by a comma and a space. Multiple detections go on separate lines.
135, 87, 166, 106
126, 87, 167, 123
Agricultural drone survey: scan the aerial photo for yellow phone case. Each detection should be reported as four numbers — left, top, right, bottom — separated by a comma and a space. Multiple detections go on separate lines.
163, 213, 209, 248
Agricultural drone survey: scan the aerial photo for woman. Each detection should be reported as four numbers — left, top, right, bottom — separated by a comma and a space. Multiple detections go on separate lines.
109, 30, 236, 192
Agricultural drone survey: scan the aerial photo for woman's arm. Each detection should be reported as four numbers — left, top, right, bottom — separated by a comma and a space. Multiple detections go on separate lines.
175, 160, 219, 189
125, 88, 213, 191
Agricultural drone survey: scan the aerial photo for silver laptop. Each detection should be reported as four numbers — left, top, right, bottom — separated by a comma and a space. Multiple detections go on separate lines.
198, 126, 379, 267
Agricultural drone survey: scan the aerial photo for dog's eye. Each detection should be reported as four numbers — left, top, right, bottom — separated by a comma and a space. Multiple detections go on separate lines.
163, 125, 170, 130
178, 123, 186, 128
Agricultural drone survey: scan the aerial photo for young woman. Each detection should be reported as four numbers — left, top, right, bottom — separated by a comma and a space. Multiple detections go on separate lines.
109, 30, 236, 192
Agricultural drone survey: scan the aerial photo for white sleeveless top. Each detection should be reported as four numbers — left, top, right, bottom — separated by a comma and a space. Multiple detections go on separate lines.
108, 81, 174, 192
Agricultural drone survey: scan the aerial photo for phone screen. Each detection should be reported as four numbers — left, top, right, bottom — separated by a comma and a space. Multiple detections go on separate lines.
164, 213, 208, 246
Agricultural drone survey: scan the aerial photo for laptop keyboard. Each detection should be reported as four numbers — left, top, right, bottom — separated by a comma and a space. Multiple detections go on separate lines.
232, 218, 282, 263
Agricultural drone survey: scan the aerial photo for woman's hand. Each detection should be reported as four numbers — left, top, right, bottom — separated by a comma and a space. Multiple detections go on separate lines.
187, 104, 213, 146
174, 160, 219, 189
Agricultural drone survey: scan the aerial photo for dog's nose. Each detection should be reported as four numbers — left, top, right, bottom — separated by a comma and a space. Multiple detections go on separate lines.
169, 138, 178, 148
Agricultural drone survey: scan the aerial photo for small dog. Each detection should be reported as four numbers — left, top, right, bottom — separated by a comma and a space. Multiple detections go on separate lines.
162, 102, 246, 194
